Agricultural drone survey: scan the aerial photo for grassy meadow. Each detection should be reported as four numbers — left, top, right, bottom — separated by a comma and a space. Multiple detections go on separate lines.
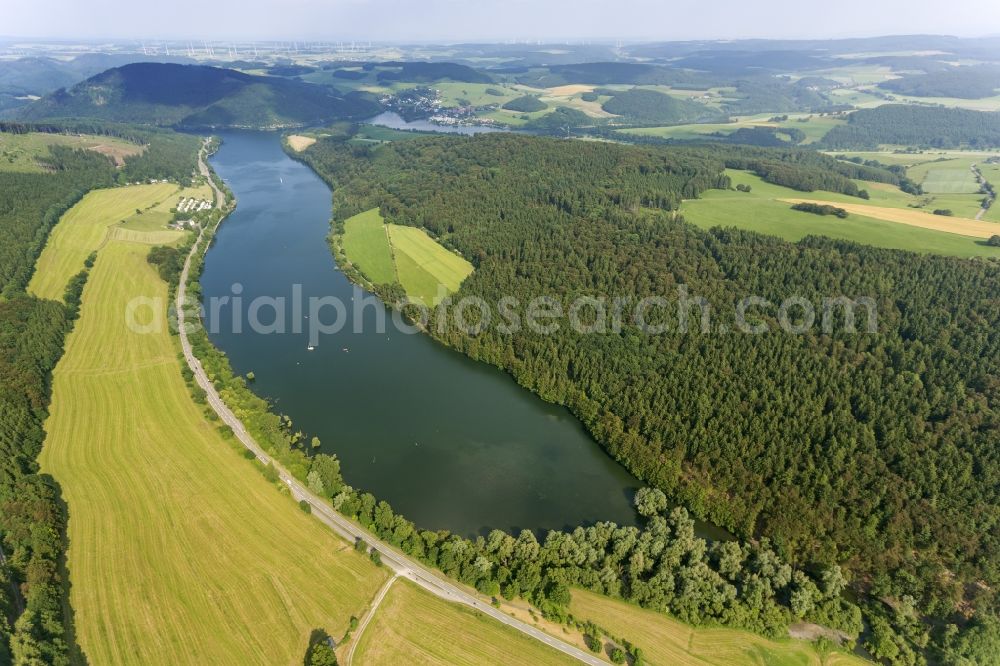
37, 230, 387, 664
341, 208, 473, 304
569, 589, 869, 666
351, 579, 575, 666
387, 224, 474, 304
343, 208, 397, 284
920, 167, 979, 194
619, 114, 845, 144
680, 170, 1000, 258
0, 131, 143, 172
27, 183, 178, 300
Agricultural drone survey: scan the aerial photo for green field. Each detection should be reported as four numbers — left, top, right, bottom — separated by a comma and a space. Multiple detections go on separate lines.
37, 231, 387, 664
920, 167, 980, 194
352, 579, 575, 665
350, 124, 436, 144
618, 114, 845, 144
343, 208, 397, 284
0, 131, 144, 172
980, 161, 1000, 221
432, 81, 523, 107
903, 156, 990, 215
681, 170, 1000, 258
906, 156, 979, 185
341, 208, 474, 304
27, 183, 179, 300
387, 224, 474, 304
119, 182, 214, 232
569, 589, 869, 666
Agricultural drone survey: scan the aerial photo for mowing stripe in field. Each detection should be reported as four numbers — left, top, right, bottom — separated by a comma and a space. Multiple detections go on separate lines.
386, 224, 473, 294
341, 208, 474, 305
920, 167, 980, 194
28, 183, 178, 300
391, 248, 449, 306
352, 578, 576, 666
107, 227, 186, 245
38, 238, 387, 665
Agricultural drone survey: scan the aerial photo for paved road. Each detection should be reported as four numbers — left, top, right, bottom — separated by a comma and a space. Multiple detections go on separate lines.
175, 144, 606, 666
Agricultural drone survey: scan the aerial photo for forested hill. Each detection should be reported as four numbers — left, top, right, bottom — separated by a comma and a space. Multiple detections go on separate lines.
301, 133, 1000, 662
20, 63, 381, 129
821, 104, 1000, 148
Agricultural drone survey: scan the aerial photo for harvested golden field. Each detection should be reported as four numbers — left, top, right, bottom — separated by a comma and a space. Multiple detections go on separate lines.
546, 84, 595, 96
27, 183, 178, 300
287, 134, 317, 152
779, 198, 1000, 238
37, 232, 386, 664
351, 579, 576, 665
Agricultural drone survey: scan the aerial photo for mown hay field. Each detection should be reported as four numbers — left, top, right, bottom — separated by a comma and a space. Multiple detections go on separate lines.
37, 221, 387, 664
352, 579, 576, 666
28, 183, 178, 300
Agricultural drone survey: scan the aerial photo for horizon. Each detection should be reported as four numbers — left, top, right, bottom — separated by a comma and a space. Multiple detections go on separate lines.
7, 0, 1000, 43
4, 32, 1000, 45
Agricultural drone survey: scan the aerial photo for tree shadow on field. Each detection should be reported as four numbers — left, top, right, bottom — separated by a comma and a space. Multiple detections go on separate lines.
51, 476, 91, 666
302, 628, 337, 666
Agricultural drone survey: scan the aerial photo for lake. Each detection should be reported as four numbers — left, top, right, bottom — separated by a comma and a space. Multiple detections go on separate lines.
365, 110, 507, 135
201, 131, 641, 538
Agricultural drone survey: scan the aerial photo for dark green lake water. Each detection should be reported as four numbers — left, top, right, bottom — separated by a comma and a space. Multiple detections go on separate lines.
200, 131, 643, 538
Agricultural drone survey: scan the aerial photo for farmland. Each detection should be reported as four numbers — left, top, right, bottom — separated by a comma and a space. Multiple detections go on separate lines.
387, 224, 474, 304
911, 158, 981, 194
341, 208, 473, 304
779, 198, 1000, 238
0, 131, 144, 172
618, 113, 845, 144
342, 207, 397, 284
118, 181, 214, 232
351, 579, 576, 665
286, 134, 317, 152
680, 170, 1000, 258
36, 229, 387, 664
27, 183, 178, 300
569, 589, 869, 666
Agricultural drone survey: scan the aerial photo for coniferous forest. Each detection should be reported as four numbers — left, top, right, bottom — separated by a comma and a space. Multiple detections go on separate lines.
302, 132, 1000, 662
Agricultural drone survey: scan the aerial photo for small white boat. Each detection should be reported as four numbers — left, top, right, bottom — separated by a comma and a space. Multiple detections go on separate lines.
307, 345, 315, 351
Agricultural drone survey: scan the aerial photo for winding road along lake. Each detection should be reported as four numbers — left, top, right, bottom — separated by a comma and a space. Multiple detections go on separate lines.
201, 131, 640, 538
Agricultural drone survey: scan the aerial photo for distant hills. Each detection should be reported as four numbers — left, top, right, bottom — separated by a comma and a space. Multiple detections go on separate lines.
20, 63, 381, 129
600, 88, 714, 124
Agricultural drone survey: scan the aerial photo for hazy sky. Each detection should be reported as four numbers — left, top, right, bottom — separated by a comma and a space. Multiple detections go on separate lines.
7, 0, 1000, 42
